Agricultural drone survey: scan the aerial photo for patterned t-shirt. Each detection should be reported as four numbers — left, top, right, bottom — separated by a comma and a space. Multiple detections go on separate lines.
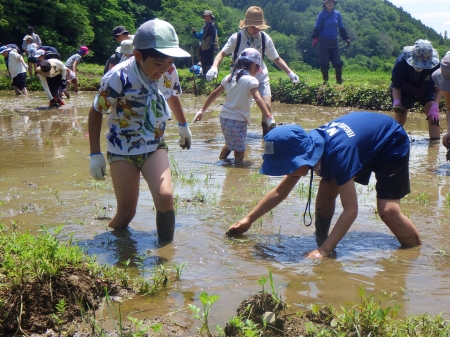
157, 64, 182, 100
93, 58, 171, 155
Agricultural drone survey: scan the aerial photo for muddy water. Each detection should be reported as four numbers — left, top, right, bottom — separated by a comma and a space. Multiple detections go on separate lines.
1, 91, 450, 330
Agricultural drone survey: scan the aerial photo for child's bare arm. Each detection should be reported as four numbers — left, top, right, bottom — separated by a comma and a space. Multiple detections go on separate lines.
193, 85, 225, 122
251, 88, 272, 119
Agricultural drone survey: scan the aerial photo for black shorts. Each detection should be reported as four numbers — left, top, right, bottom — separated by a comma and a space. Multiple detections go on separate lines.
27, 56, 38, 64
354, 153, 410, 200
12, 72, 27, 90
390, 87, 435, 110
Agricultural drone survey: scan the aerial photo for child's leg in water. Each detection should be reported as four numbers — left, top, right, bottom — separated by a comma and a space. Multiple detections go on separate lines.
234, 151, 245, 163
219, 145, 231, 159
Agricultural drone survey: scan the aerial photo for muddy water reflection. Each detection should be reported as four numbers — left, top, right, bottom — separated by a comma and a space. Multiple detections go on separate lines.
1, 92, 450, 329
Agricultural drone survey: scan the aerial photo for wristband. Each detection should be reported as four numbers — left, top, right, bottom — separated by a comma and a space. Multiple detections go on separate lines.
178, 122, 188, 127
90, 152, 103, 157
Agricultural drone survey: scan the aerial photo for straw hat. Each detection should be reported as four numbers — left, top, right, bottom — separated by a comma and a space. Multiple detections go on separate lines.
239, 6, 270, 30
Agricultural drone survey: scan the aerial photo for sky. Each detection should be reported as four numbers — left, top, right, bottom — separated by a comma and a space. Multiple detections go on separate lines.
387, 0, 450, 37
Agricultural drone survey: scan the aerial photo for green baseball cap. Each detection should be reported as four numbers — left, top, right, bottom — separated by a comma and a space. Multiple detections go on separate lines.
134, 18, 190, 58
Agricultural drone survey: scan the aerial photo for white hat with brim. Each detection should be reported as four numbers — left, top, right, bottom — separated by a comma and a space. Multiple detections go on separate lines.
133, 18, 190, 58
432, 54, 450, 92
34, 50, 45, 57
404, 39, 439, 69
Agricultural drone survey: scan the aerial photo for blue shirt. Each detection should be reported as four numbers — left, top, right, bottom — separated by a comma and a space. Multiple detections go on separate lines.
310, 112, 409, 186
314, 9, 345, 40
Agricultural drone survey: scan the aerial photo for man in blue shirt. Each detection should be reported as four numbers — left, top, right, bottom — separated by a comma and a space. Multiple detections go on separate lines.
226, 112, 421, 258
312, 0, 350, 84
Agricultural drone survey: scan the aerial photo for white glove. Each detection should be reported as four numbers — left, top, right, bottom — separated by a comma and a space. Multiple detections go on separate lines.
90, 153, 106, 180
206, 66, 218, 82
24, 65, 29, 70
266, 116, 276, 127
288, 71, 299, 83
192, 109, 205, 123
178, 123, 192, 149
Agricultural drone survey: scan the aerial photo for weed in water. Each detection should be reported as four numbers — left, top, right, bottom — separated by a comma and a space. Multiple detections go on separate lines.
189, 291, 221, 337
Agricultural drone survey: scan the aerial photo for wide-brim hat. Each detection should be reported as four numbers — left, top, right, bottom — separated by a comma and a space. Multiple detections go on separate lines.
260, 125, 324, 176
404, 39, 439, 69
239, 6, 270, 30
432, 54, 450, 92
202, 10, 214, 19
133, 18, 190, 58
322, 0, 337, 7
34, 49, 45, 57
120, 39, 134, 55
23, 35, 34, 41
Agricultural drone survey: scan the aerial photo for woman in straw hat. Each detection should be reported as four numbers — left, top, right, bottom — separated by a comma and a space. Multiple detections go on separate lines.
205, 6, 299, 136
391, 39, 441, 140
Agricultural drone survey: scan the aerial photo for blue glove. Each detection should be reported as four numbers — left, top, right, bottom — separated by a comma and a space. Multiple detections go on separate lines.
60, 79, 67, 90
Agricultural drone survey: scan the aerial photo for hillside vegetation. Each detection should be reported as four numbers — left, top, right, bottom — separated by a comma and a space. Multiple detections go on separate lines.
0, 0, 449, 70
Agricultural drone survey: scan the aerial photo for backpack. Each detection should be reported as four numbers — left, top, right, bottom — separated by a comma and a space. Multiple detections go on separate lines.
232, 31, 266, 65
7, 44, 21, 54
103, 52, 122, 75
44, 51, 61, 60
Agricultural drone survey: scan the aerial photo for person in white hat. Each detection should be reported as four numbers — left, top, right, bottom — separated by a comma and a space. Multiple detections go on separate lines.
391, 39, 441, 139
88, 19, 191, 244
0, 46, 28, 95
205, 6, 299, 136
192, 48, 275, 163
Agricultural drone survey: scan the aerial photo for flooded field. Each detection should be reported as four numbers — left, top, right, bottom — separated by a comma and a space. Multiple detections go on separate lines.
1, 91, 450, 332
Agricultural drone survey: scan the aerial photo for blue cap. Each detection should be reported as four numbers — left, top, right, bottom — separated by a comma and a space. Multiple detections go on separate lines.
260, 125, 324, 176
0, 46, 9, 53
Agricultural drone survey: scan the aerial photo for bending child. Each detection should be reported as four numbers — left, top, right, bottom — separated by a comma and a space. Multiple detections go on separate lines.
192, 48, 275, 163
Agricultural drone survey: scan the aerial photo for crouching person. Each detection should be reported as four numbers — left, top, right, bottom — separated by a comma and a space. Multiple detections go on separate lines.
226, 112, 421, 258
88, 19, 191, 244
35, 52, 67, 107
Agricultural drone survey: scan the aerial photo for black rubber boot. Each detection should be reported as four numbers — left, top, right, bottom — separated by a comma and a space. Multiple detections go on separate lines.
156, 210, 175, 244
261, 122, 269, 137
335, 67, 343, 84
321, 69, 329, 84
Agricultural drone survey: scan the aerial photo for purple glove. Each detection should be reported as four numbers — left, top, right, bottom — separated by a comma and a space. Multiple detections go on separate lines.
426, 102, 439, 126
312, 38, 318, 48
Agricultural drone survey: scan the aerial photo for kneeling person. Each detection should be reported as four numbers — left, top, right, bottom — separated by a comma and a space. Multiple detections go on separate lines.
226, 112, 421, 258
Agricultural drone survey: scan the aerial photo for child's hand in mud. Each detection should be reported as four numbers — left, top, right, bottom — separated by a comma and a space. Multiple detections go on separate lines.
226, 219, 252, 236
304, 249, 325, 259
392, 99, 405, 116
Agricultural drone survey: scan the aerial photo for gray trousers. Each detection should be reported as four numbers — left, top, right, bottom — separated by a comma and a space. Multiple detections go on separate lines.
318, 36, 343, 71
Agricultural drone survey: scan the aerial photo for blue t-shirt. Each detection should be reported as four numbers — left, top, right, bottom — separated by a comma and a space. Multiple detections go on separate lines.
310, 112, 409, 186
314, 9, 345, 40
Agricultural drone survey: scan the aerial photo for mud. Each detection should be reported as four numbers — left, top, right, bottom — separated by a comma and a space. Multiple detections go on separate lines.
1, 91, 450, 334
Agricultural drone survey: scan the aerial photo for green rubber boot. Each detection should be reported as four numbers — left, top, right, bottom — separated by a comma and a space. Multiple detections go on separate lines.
156, 210, 175, 244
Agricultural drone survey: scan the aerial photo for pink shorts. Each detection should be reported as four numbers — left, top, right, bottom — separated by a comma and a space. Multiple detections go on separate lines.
220, 117, 247, 152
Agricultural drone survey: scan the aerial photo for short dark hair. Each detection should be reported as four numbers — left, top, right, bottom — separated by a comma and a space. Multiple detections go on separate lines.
27, 26, 34, 32
135, 48, 171, 61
